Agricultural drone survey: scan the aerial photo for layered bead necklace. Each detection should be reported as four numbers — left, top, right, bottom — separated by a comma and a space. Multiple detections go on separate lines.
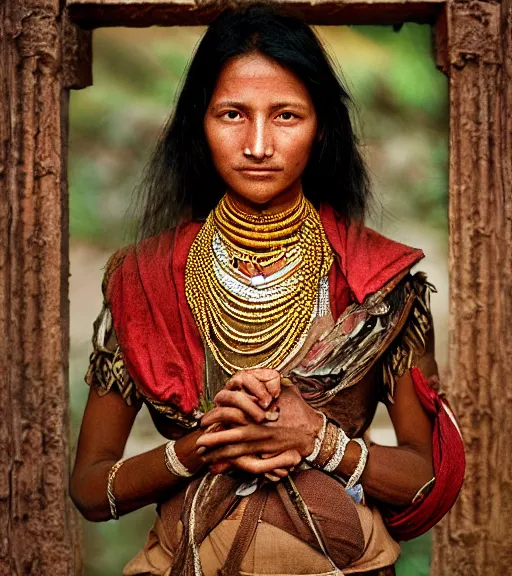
185, 193, 333, 374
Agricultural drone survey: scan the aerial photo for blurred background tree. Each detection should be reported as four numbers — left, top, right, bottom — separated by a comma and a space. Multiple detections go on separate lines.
69, 23, 447, 575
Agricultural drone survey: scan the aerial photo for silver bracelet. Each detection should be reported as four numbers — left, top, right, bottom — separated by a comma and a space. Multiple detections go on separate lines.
305, 412, 327, 464
345, 438, 369, 490
323, 427, 350, 473
165, 440, 193, 478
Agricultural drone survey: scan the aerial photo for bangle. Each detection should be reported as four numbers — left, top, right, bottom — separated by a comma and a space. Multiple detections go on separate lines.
315, 422, 339, 468
412, 476, 436, 503
165, 440, 193, 478
345, 438, 369, 490
305, 412, 327, 464
323, 427, 350, 473
107, 460, 124, 520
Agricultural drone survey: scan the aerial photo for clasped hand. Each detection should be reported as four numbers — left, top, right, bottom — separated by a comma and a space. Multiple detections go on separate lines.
196, 368, 323, 476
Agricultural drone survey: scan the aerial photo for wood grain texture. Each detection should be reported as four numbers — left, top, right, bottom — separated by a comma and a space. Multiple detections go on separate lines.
0, 0, 90, 573
66, 0, 445, 27
432, 1, 512, 573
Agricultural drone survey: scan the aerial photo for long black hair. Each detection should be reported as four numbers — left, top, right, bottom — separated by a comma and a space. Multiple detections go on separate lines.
133, 2, 372, 240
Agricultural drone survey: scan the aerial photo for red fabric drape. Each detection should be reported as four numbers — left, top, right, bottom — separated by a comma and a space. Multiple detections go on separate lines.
319, 204, 425, 305
106, 222, 204, 413
380, 366, 466, 541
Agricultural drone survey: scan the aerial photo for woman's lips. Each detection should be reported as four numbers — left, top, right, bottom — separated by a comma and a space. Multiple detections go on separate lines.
237, 168, 282, 177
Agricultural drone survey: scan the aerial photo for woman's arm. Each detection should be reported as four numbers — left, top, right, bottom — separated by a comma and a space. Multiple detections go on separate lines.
336, 329, 438, 505
70, 387, 205, 522
335, 368, 434, 506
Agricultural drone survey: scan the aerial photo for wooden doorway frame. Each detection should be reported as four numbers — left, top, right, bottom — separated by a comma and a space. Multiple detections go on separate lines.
1, 0, 510, 573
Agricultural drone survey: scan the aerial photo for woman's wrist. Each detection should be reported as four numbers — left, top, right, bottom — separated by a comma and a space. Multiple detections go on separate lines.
103, 433, 204, 522
172, 428, 205, 475
336, 439, 366, 480
304, 412, 327, 463
307, 421, 369, 485
301, 409, 326, 458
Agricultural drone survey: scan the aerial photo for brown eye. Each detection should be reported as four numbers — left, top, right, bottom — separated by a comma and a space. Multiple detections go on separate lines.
225, 111, 241, 120
278, 112, 296, 121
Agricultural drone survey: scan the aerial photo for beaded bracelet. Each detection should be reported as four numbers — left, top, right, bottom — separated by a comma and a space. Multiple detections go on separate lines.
305, 412, 327, 464
323, 427, 350, 473
165, 440, 193, 478
107, 460, 124, 520
345, 437, 369, 490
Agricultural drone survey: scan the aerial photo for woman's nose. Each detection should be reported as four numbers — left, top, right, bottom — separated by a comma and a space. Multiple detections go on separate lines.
243, 117, 274, 160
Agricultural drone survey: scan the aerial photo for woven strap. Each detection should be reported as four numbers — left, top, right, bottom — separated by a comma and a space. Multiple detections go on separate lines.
276, 477, 342, 574
218, 488, 268, 576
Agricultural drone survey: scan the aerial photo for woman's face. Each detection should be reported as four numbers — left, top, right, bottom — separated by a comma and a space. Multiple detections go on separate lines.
204, 52, 318, 211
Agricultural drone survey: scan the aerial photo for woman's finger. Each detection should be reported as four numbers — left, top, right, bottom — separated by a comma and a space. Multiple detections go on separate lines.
271, 468, 290, 478
200, 435, 292, 463
225, 372, 273, 407
230, 451, 302, 475
209, 461, 233, 474
245, 368, 282, 398
245, 368, 280, 381
202, 442, 267, 462
209, 459, 289, 478
214, 389, 267, 422
201, 407, 250, 427
196, 424, 272, 448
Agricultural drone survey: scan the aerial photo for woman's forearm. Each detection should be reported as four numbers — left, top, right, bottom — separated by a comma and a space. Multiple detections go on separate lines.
336, 441, 433, 507
71, 428, 205, 522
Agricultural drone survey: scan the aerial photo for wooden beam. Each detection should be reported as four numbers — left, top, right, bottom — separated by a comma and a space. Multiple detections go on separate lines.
0, 0, 90, 573
67, 0, 445, 28
432, 0, 512, 573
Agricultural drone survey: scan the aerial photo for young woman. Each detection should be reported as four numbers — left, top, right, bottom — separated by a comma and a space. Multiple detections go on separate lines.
71, 4, 464, 575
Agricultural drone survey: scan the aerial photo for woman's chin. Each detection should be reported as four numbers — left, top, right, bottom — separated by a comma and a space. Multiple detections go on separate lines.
227, 186, 300, 211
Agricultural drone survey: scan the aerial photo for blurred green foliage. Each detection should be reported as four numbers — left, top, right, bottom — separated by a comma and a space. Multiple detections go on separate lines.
69, 23, 447, 575
398, 533, 432, 576
69, 27, 201, 246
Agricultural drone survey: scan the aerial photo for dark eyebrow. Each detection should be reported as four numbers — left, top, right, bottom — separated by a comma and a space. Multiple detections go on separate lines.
210, 101, 249, 113
211, 101, 309, 113
269, 102, 309, 113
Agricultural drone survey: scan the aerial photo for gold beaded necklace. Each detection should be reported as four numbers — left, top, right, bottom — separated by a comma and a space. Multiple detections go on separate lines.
212, 194, 307, 273
185, 194, 333, 374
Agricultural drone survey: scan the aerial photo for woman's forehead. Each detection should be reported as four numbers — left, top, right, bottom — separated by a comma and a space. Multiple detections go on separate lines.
211, 52, 312, 103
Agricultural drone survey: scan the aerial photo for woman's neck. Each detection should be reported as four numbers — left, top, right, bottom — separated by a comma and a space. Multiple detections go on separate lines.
226, 187, 303, 218
213, 191, 308, 258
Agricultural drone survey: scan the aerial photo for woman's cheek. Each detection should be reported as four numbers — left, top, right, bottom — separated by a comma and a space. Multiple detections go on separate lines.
209, 143, 233, 176
287, 144, 312, 175
281, 129, 315, 167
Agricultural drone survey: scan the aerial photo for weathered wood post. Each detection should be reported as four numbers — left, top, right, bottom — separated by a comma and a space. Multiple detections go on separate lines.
0, 0, 91, 573
432, 0, 512, 573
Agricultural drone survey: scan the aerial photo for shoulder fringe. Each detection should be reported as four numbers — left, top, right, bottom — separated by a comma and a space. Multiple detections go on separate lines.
86, 296, 199, 426
382, 273, 435, 403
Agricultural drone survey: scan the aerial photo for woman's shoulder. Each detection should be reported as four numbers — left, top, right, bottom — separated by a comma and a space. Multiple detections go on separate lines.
320, 204, 425, 304
101, 221, 203, 298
